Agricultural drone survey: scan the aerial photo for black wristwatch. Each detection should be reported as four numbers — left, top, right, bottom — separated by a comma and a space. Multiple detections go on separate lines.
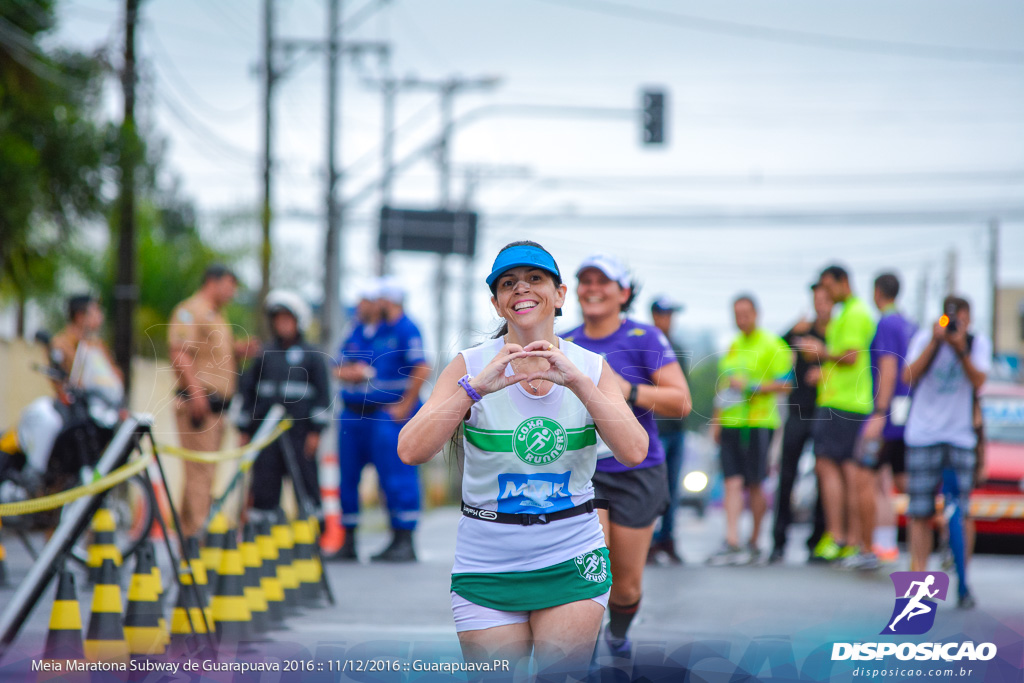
627, 383, 639, 407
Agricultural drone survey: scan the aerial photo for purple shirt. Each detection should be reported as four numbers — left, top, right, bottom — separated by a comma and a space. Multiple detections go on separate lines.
563, 319, 677, 472
870, 310, 917, 440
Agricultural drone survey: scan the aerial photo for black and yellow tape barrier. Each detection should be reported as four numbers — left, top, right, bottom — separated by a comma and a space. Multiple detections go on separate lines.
153, 419, 291, 468
0, 457, 151, 517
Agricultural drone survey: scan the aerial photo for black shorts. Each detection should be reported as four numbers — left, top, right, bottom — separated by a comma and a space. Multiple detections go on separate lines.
591, 461, 669, 529
719, 427, 772, 486
878, 438, 906, 475
813, 407, 869, 463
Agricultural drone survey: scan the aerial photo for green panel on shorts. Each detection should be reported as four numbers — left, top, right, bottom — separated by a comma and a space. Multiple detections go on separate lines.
451, 547, 611, 612
464, 424, 597, 453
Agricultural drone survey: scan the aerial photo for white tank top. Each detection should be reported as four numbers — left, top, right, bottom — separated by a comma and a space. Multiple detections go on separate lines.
452, 337, 607, 574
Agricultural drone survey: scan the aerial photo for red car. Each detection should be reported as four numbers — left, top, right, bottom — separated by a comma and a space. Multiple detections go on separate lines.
973, 382, 1024, 539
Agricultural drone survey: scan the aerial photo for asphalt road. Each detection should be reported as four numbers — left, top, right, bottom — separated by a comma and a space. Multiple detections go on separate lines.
1, 506, 1021, 681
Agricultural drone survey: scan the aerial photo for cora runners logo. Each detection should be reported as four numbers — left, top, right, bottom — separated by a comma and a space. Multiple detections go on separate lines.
513, 417, 567, 466
882, 572, 949, 635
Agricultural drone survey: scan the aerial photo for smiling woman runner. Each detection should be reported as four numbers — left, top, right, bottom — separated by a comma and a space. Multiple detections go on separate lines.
564, 254, 691, 658
398, 241, 648, 676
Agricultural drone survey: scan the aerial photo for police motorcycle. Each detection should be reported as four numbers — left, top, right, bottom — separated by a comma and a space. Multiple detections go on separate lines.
0, 331, 155, 564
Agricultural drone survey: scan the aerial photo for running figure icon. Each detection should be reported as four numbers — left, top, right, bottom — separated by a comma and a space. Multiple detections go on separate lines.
888, 575, 939, 631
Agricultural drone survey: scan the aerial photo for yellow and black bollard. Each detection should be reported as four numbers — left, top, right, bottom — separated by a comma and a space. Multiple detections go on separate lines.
83, 558, 129, 664
210, 530, 252, 644
123, 543, 166, 663
168, 559, 209, 658
201, 512, 229, 592
271, 509, 301, 611
184, 536, 214, 628
255, 519, 286, 626
85, 509, 123, 584
240, 522, 270, 633
40, 569, 84, 671
291, 517, 321, 607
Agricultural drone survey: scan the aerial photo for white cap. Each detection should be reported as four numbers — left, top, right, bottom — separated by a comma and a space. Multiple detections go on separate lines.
376, 275, 405, 304
355, 280, 381, 303
576, 254, 631, 289
265, 289, 313, 333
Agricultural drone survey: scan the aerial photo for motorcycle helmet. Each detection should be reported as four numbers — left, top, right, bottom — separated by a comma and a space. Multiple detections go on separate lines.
265, 290, 312, 334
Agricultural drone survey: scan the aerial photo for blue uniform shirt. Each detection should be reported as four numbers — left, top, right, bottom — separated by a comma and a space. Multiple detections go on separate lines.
337, 314, 426, 406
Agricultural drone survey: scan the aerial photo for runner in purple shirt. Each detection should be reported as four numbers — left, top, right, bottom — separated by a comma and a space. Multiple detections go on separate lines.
564, 254, 691, 658
849, 273, 917, 570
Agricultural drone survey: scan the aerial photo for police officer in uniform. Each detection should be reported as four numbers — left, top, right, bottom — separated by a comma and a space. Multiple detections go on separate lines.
236, 290, 331, 514
335, 278, 430, 562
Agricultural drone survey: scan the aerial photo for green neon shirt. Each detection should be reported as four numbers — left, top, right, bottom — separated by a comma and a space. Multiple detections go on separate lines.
818, 296, 876, 414
718, 328, 792, 429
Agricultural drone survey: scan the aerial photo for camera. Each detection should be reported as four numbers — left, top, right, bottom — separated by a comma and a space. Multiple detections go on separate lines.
943, 302, 958, 334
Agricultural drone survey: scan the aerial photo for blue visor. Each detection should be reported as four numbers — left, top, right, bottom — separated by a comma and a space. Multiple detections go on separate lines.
486, 245, 561, 288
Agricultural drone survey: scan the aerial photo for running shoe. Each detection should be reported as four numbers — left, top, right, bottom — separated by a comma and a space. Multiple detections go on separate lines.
746, 543, 763, 566
810, 534, 841, 563
872, 544, 900, 565
837, 544, 858, 561
957, 593, 977, 610
767, 547, 785, 565
706, 542, 746, 566
840, 551, 880, 571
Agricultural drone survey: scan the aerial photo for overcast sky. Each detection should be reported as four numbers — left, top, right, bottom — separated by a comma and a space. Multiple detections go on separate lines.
50, 0, 1024, 356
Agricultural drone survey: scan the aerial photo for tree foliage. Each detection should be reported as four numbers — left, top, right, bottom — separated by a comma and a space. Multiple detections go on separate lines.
0, 0, 110, 311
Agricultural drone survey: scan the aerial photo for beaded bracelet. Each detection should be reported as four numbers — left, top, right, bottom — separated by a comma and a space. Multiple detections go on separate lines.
458, 374, 482, 402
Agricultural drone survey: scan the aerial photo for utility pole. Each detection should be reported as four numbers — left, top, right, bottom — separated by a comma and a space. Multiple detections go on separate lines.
273, 8, 388, 346
916, 265, 930, 326
259, 0, 276, 335
989, 218, 1000, 351
945, 248, 957, 297
322, 0, 342, 348
387, 75, 500, 356
376, 73, 396, 276
114, 0, 139, 399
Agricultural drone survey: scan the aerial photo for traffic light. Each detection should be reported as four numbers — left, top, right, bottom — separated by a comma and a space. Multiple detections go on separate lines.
641, 89, 666, 145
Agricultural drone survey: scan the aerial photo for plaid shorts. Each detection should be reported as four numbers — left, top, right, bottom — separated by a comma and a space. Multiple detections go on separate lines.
905, 444, 975, 518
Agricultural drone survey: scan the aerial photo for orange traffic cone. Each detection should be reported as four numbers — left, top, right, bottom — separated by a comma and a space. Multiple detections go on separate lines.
145, 462, 172, 541
0, 516, 8, 587
318, 452, 345, 556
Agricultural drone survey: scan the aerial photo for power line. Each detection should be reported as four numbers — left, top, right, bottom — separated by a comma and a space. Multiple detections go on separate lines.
148, 80, 258, 165
533, 0, 1024, 65
145, 22, 257, 118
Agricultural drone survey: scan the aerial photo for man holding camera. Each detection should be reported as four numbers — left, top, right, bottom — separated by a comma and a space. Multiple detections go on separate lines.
902, 295, 989, 605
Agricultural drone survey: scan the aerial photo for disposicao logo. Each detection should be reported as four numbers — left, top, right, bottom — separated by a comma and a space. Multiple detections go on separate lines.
831, 571, 997, 663
882, 571, 948, 635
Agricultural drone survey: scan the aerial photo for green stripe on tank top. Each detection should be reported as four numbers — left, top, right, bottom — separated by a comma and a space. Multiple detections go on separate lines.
464, 424, 597, 453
